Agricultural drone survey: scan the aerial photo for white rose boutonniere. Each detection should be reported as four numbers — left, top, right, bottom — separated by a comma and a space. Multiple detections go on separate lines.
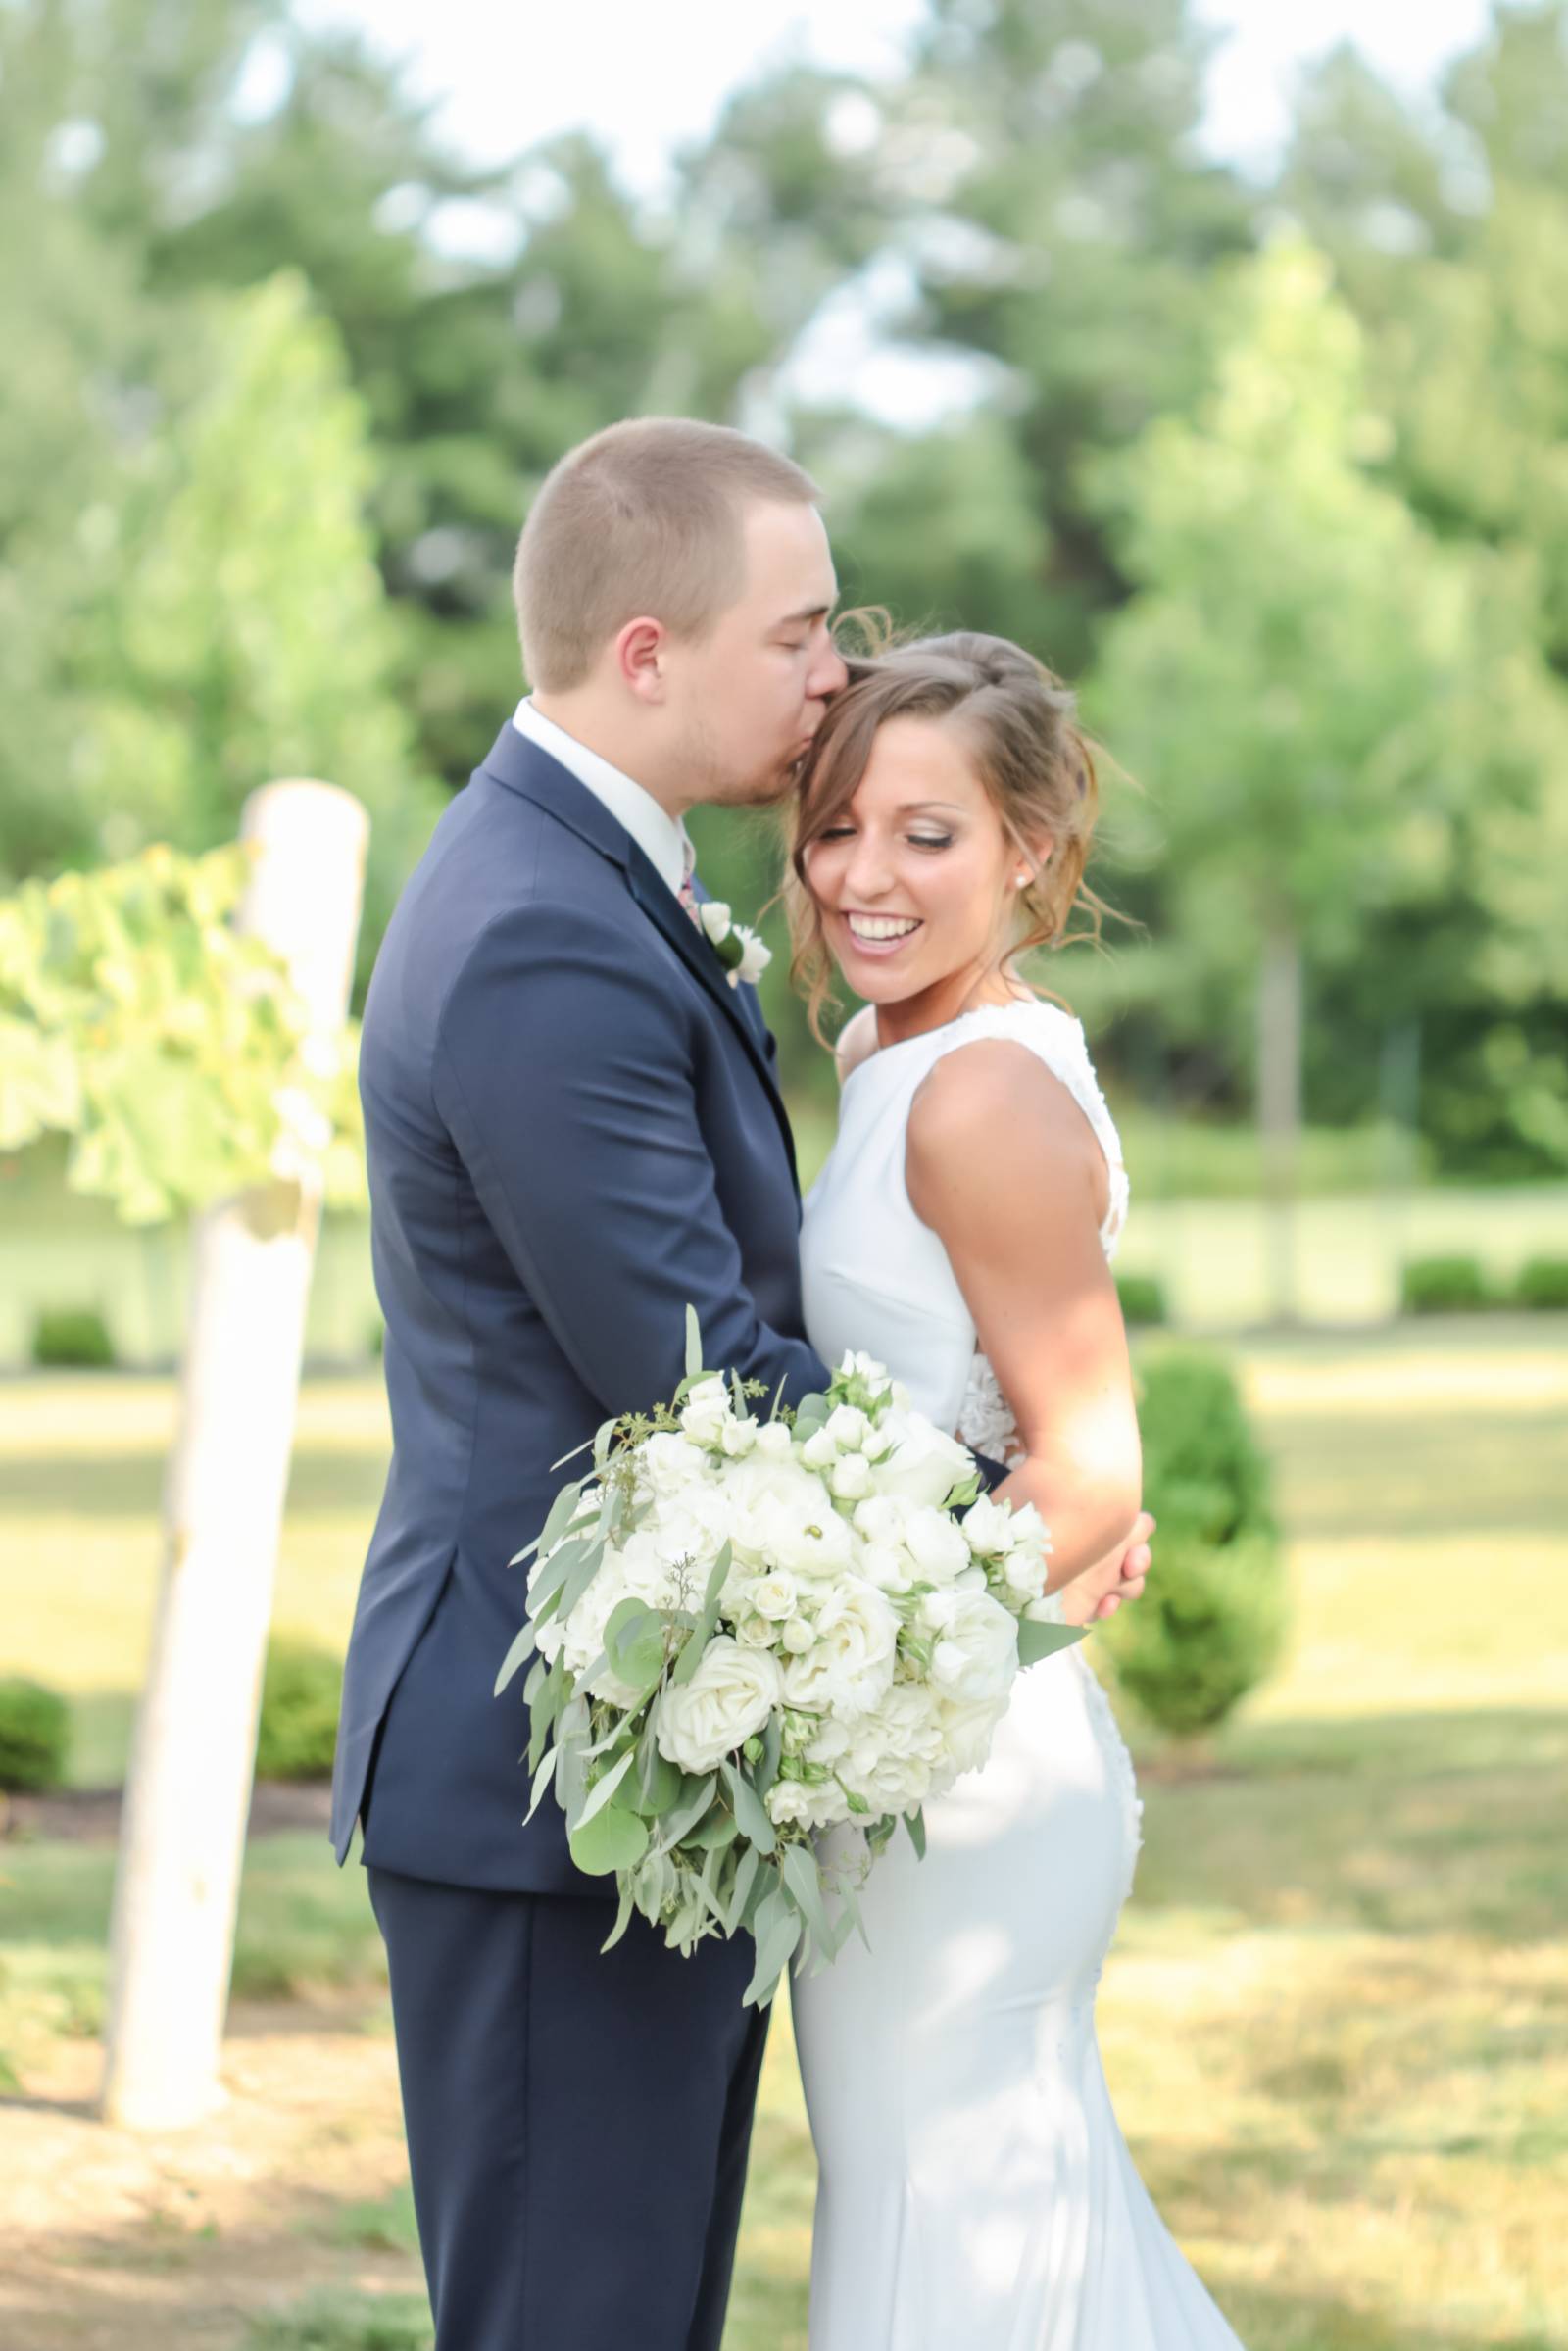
696, 899, 772, 989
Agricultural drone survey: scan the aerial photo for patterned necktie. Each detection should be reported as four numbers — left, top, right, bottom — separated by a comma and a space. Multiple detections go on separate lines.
677, 838, 702, 929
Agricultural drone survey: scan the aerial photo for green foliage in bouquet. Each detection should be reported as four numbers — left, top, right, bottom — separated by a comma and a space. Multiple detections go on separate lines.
256, 1639, 344, 1783
500, 1312, 1083, 2010
0, 843, 365, 1224
0, 1676, 71, 1791
1101, 1350, 1287, 1740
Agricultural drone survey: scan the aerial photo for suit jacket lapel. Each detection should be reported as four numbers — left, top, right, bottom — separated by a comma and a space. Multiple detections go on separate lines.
481, 723, 800, 1196
625, 857, 800, 1195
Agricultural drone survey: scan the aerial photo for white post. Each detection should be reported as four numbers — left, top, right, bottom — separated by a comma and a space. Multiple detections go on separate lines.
100, 781, 368, 2131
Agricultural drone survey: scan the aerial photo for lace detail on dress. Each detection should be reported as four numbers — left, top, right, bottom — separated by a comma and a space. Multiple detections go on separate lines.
956, 1350, 1025, 1468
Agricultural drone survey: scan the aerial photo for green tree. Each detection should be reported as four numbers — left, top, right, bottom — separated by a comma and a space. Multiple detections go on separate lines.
1087, 235, 1568, 1298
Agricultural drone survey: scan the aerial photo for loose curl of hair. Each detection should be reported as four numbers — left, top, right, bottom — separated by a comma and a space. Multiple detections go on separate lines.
782, 616, 1113, 1046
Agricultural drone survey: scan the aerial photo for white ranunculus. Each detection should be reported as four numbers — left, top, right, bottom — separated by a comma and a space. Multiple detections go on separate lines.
654, 1637, 784, 1776
830, 1451, 873, 1501
718, 1414, 758, 1457
781, 1614, 817, 1654
919, 1588, 1019, 1705
1001, 1545, 1052, 1606
753, 1421, 795, 1463
871, 1408, 976, 1508
741, 1486, 855, 1582
679, 1374, 734, 1446
781, 1580, 899, 1717
824, 1403, 871, 1451
851, 1494, 907, 1550
698, 900, 732, 943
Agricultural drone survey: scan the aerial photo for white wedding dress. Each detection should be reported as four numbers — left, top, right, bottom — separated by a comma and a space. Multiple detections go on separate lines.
794, 998, 1244, 2350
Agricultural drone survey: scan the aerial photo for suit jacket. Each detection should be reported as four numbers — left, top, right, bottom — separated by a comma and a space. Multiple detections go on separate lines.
330, 723, 831, 1892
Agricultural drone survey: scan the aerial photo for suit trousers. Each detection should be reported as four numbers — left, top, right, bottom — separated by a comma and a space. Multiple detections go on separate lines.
367, 1863, 770, 2351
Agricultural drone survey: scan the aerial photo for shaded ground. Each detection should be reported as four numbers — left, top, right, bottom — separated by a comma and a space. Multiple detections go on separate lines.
2, 1325, 1566, 2350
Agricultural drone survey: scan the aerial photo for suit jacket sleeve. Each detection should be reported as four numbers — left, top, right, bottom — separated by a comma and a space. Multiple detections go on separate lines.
432, 897, 830, 1419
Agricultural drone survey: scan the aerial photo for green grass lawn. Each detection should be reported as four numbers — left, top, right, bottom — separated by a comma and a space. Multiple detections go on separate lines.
2, 1324, 1566, 2348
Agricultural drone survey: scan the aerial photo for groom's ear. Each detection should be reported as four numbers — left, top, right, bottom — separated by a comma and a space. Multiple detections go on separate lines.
615, 615, 671, 704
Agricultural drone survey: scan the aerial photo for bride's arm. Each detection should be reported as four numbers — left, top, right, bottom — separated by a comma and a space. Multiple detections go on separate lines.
906, 1039, 1144, 1599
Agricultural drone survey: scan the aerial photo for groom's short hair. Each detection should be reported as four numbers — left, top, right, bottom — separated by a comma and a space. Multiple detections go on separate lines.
514, 417, 821, 692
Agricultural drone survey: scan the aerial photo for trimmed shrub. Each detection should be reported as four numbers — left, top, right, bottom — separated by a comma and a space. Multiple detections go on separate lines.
255, 1640, 343, 1782
1116, 1272, 1168, 1327
1513, 1256, 1568, 1311
31, 1306, 116, 1367
0, 1677, 72, 1790
1399, 1255, 1494, 1314
1102, 1349, 1287, 1739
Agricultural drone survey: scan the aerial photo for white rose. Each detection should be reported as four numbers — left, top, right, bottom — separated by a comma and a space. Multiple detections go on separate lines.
698, 900, 732, 943
732, 926, 771, 986
749, 1570, 800, 1622
679, 1375, 733, 1446
766, 1776, 849, 1831
799, 1428, 837, 1471
919, 1589, 1019, 1705
856, 1539, 916, 1594
718, 1414, 758, 1457
781, 1581, 899, 1717
654, 1638, 783, 1776
960, 1493, 1017, 1557
830, 1451, 874, 1501
824, 1404, 870, 1450
754, 1421, 795, 1463
871, 1409, 976, 1508
734, 1612, 779, 1650
938, 1692, 1007, 1776
636, 1431, 710, 1502
781, 1614, 817, 1654
902, 1503, 973, 1586
837, 1350, 895, 1399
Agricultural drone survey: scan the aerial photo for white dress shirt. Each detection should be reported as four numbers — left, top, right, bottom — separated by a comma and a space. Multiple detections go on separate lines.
512, 697, 693, 898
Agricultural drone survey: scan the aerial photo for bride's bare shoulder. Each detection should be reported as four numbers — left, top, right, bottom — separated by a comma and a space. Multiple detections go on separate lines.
906, 1035, 1103, 1213
832, 1004, 880, 1086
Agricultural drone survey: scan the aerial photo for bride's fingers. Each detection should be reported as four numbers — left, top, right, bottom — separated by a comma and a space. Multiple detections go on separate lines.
1121, 1543, 1152, 1580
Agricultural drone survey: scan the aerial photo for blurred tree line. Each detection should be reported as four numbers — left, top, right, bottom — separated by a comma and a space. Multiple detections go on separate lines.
3, 0, 1565, 1176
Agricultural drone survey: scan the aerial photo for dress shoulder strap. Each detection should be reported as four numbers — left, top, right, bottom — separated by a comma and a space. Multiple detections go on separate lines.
923, 1002, 1129, 1257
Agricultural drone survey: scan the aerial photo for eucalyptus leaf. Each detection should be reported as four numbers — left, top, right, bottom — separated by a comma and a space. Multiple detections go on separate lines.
719, 1758, 776, 1855
685, 1304, 704, 1380
523, 1746, 559, 1826
781, 1840, 834, 1952
756, 1709, 783, 1797
1017, 1618, 1088, 1667
743, 1899, 803, 2009
724, 1842, 760, 1935
576, 1745, 639, 1830
600, 1885, 635, 1956
904, 1806, 927, 1862
605, 1597, 667, 1689
568, 1805, 650, 1876
658, 1771, 718, 1849
494, 1619, 537, 1698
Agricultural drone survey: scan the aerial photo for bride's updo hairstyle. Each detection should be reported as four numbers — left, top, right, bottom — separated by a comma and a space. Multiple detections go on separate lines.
784, 623, 1108, 1043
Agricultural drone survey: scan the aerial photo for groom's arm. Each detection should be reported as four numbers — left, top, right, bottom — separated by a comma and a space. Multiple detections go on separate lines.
432, 899, 830, 1420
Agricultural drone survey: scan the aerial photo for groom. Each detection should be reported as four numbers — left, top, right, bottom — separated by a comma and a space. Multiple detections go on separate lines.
331, 417, 1149, 2348
331, 419, 853, 2350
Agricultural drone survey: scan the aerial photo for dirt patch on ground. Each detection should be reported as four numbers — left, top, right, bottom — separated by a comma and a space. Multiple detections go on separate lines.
1, 1783, 333, 1846
0, 1995, 420, 2351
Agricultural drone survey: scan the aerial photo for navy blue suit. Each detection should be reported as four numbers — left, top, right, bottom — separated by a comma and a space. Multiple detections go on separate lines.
332, 722, 832, 2348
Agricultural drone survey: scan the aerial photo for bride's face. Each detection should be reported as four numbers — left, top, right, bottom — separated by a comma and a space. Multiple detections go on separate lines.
802, 714, 1043, 1007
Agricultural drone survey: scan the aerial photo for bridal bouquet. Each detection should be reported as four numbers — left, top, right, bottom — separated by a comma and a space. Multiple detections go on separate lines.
498, 1313, 1084, 2007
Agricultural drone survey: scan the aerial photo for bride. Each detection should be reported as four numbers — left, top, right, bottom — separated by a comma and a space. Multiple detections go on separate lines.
785, 630, 1246, 2348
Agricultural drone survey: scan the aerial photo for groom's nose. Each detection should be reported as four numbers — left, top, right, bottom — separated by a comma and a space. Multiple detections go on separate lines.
808, 637, 850, 701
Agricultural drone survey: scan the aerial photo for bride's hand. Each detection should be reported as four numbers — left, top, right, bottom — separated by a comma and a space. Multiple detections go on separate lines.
1058, 1511, 1155, 1626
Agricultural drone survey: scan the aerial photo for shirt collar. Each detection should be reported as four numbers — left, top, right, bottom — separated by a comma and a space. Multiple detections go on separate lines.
512, 697, 693, 897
